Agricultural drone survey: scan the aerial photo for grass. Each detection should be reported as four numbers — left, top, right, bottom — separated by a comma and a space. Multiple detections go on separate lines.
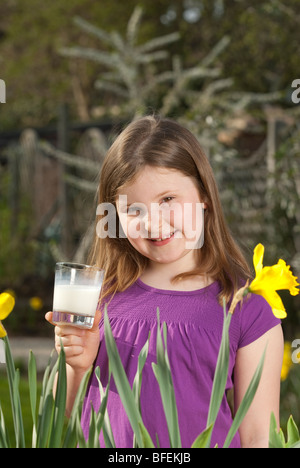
0, 371, 42, 447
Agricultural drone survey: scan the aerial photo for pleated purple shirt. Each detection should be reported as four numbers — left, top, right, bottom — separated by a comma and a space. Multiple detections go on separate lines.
81, 279, 281, 448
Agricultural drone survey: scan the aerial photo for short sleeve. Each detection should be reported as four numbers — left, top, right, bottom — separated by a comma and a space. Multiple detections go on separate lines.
237, 293, 281, 349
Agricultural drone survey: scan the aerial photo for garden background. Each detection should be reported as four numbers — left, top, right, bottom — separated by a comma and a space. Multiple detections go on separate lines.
0, 0, 299, 431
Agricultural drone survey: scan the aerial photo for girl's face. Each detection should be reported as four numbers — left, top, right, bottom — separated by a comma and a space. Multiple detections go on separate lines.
116, 166, 205, 269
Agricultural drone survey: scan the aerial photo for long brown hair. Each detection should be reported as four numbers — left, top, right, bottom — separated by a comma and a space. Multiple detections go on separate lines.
89, 115, 252, 303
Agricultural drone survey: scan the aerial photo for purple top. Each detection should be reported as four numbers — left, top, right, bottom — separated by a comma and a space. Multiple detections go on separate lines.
81, 279, 281, 448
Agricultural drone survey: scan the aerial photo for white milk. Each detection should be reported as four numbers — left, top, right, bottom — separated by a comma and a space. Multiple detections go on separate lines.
53, 284, 101, 317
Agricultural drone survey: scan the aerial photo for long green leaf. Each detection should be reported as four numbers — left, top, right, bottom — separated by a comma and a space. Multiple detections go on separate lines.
94, 366, 116, 448
132, 332, 150, 447
49, 343, 67, 447
37, 348, 55, 429
206, 305, 232, 429
89, 367, 111, 448
286, 415, 300, 447
191, 424, 214, 448
37, 393, 54, 448
133, 332, 150, 412
223, 346, 266, 448
3, 336, 25, 448
104, 307, 153, 447
269, 412, 285, 448
28, 350, 37, 447
62, 367, 92, 448
88, 404, 100, 448
12, 369, 25, 448
138, 421, 155, 448
152, 309, 181, 448
37, 358, 59, 447
0, 403, 9, 448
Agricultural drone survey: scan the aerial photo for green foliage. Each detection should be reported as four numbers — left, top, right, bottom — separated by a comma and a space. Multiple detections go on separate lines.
0, 304, 287, 448
269, 413, 300, 448
0, 161, 37, 287
1, 0, 299, 128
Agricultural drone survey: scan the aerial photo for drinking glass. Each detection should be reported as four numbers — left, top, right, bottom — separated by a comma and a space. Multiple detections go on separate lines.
52, 263, 104, 329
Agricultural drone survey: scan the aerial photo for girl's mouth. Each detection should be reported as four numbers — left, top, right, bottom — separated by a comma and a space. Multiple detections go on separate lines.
148, 231, 176, 246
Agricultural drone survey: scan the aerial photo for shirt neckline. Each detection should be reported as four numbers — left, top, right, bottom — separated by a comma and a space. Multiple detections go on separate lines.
136, 277, 220, 296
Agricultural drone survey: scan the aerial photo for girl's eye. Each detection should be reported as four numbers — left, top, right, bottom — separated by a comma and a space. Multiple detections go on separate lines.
161, 197, 174, 204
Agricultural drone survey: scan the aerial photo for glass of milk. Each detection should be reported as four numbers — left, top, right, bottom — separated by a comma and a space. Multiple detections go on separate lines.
52, 263, 105, 329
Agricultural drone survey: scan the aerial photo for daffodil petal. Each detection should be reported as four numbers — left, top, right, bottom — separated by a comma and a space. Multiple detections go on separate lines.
250, 262, 299, 296
253, 243, 264, 274
0, 293, 15, 320
272, 308, 287, 319
0, 321, 7, 338
249, 286, 286, 319
277, 260, 299, 295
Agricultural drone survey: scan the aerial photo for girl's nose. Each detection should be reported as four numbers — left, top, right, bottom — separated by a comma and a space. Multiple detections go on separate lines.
141, 203, 162, 237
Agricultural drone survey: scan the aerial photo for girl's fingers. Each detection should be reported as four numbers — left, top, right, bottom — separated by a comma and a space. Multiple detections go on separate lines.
45, 311, 55, 326
46, 309, 102, 333
56, 334, 84, 348
55, 324, 86, 338
55, 341, 84, 358
55, 334, 85, 357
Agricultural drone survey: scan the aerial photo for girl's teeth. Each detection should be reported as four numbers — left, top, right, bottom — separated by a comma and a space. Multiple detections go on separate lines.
152, 232, 174, 241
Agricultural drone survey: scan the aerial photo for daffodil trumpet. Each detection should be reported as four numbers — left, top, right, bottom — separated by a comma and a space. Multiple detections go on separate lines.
229, 244, 299, 319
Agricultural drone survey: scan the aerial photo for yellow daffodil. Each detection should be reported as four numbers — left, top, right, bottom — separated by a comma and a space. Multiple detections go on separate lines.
0, 292, 15, 338
248, 244, 299, 319
281, 342, 293, 381
29, 296, 43, 311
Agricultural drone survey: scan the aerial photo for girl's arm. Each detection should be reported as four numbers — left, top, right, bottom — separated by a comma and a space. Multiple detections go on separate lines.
234, 324, 284, 448
45, 308, 102, 417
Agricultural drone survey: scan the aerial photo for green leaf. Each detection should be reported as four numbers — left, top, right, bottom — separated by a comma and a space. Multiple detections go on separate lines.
91, 369, 111, 448
87, 403, 100, 448
191, 424, 214, 448
37, 393, 54, 448
223, 345, 266, 448
152, 308, 181, 448
48, 342, 67, 447
138, 421, 155, 448
37, 357, 59, 447
287, 440, 300, 449
28, 350, 37, 447
94, 366, 116, 448
62, 367, 92, 448
104, 307, 152, 447
0, 403, 9, 448
269, 412, 286, 448
133, 332, 150, 411
12, 369, 25, 448
286, 415, 300, 448
3, 335, 25, 448
206, 303, 232, 437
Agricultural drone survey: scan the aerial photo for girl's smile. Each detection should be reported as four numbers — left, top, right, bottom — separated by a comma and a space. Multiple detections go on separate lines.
147, 230, 176, 245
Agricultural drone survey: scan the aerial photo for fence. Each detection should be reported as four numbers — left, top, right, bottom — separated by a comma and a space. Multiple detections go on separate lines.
2, 106, 300, 276
3, 105, 119, 266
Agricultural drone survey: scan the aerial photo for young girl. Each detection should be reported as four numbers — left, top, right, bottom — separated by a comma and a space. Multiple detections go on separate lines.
46, 115, 283, 448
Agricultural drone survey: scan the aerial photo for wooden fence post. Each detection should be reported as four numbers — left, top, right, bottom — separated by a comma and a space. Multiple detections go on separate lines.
57, 103, 72, 259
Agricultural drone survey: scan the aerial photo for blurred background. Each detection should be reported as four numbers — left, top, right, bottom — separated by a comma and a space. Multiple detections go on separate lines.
0, 0, 299, 428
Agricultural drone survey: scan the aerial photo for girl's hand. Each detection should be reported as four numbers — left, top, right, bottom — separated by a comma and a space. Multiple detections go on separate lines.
45, 308, 102, 374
